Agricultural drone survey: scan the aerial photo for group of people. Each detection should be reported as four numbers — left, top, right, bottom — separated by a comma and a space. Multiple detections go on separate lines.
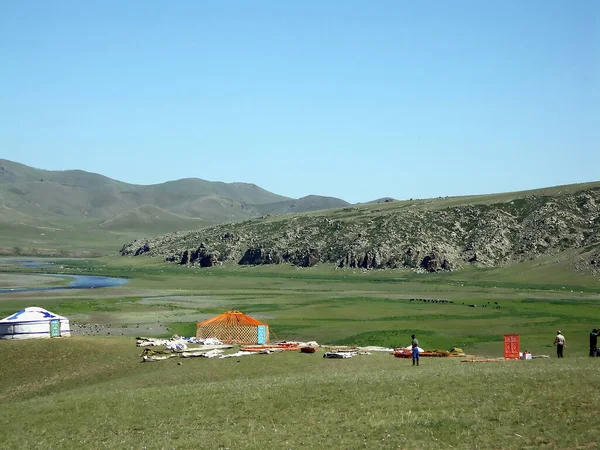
409, 330, 599, 362
408, 330, 598, 362
552, 329, 600, 358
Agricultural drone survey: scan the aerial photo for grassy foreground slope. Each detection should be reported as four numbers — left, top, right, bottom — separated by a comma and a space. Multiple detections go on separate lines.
0, 338, 599, 449
1, 253, 599, 448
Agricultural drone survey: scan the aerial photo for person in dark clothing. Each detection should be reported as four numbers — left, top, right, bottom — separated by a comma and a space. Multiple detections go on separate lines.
411, 334, 419, 366
554, 331, 565, 358
590, 329, 598, 357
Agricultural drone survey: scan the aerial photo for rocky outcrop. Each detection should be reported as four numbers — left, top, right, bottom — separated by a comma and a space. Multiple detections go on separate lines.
237, 247, 320, 267
178, 244, 220, 267
120, 187, 600, 273
573, 245, 600, 275
339, 249, 388, 269
239, 248, 283, 265
134, 243, 151, 256
420, 251, 452, 272
289, 248, 320, 267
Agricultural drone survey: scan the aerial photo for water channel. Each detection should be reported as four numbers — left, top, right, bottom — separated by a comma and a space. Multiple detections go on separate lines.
0, 259, 129, 293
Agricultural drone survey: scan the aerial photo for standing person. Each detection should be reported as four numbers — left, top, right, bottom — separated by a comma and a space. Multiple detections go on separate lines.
554, 331, 566, 358
590, 329, 598, 357
411, 334, 419, 366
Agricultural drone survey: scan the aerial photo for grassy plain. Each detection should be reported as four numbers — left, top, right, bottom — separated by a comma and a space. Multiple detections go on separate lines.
1, 257, 599, 449
2, 257, 600, 354
1, 338, 599, 449
0, 213, 203, 257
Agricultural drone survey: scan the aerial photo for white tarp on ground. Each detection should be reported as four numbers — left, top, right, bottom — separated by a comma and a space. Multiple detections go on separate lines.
323, 351, 358, 359
219, 351, 257, 359
0, 306, 71, 340
136, 336, 225, 347
189, 337, 223, 345
166, 340, 188, 351
357, 346, 395, 353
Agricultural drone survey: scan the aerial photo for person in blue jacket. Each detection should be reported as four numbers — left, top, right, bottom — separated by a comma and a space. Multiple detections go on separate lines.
411, 334, 419, 366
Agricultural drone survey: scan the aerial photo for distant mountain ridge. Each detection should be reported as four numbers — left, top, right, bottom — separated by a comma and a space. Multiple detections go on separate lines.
0, 159, 350, 225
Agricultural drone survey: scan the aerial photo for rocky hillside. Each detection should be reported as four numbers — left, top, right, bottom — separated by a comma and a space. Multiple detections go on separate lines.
121, 183, 600, 273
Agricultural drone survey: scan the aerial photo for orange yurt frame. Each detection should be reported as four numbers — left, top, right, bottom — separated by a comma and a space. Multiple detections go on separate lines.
196, 310, 270, 345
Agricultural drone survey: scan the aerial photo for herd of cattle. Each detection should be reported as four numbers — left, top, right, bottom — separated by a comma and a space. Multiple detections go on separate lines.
408, 298, 501, 309
409, 298, 453, 303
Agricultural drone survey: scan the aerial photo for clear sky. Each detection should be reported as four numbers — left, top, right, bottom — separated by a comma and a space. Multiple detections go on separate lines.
1, 1, 598, 203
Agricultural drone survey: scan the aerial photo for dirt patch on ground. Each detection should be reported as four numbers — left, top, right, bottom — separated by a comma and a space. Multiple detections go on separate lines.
70, 322, 169, 337
138, 295, 231, 308
0, 273, 68, 289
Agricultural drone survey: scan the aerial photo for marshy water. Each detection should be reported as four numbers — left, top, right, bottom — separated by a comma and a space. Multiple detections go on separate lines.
0, 259, 129, 293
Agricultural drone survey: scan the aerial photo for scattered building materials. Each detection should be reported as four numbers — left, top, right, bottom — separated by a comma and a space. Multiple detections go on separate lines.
258, 348, 284, 354
219, 350, 257, 359
394, 348, 450, 358
297, 340, 320, 349
166, 340, 188, 351
461, 358, 514, 363
357, 346, 394, 353
449, 347, 466, 357
141, 347, 227, 361
397, 345, 425, 354
196, 310, 269, 345
520, 351, 532, 360
240, 340, 321, 353
188, 344, 233, 350
137, 332, 548, 364
504, 334, 520, 359
141, 348, 178, 362
178, 349, 223, 358
136, 337, 170, 347
300, 346, 317, 354
241, 343, 300, 352
322, 345, 357, 352
0, 306, 71, 340
188, 349, 223, 358
323, 351, 358, 358
136, 335, 231, 350
187, 337, 223, 345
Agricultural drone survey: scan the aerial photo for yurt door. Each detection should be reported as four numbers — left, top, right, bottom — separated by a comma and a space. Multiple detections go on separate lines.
50, 319, 61, 337
257, 325, 267, 344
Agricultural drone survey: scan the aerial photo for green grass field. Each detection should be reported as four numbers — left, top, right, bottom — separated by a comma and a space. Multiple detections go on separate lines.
1, 338, 599, 449
1, 257, 599, 448
2, 257, 599, 354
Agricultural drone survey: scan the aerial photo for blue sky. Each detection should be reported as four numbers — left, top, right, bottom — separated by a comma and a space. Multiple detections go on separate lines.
1, 1, 598, 203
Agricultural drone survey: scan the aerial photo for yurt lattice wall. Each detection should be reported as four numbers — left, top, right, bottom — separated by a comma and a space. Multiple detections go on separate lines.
196, 310, 269, 345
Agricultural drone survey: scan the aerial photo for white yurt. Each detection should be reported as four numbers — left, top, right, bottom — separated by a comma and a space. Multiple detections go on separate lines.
0, 307, 71, 340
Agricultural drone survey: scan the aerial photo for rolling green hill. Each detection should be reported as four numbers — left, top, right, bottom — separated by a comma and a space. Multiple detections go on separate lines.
0, 159, 285, 219
0, 159, 349, 220
0, 159, 349, 255
96, 205, 207, 232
